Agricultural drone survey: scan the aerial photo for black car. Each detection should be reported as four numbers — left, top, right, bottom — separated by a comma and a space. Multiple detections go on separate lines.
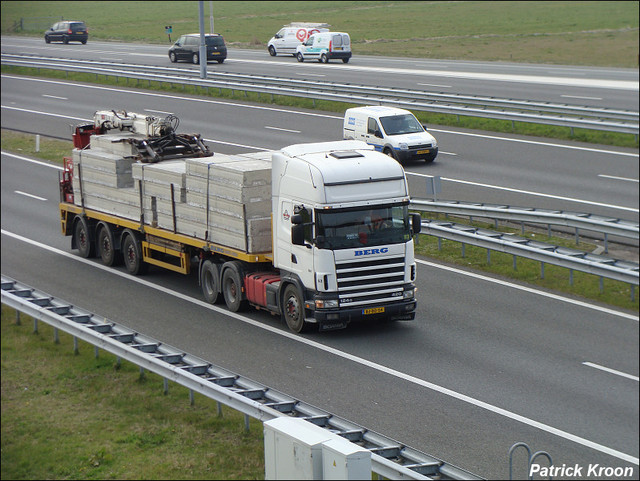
168, 34, 227, 64
45, 21, 88, 44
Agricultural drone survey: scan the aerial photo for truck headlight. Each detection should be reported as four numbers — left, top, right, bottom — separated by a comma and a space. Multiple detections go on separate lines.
403, 288, 415, 299
315, 299, 339, 309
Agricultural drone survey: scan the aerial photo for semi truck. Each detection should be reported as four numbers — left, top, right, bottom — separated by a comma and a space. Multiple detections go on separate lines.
59, 110, 421, 333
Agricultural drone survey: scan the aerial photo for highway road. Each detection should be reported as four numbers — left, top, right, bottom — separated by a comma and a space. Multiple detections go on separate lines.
1, 42, 639, 479
2, 35, 639, 111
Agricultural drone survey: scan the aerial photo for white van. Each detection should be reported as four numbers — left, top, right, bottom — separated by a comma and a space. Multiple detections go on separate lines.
267, 23, 330, 57
296, 32, 352, 63
343, 106, 438, 163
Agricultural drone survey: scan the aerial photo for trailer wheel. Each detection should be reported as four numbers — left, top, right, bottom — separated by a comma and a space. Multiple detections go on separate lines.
283, 284, 307, 333
97, 224, 121, 267
122, 230, 148, 276
74, 217, 95, 258
201, 259, 221, 304
222, 262, 246, 312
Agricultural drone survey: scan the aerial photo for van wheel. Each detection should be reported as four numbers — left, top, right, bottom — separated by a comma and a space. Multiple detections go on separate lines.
321, 53, 329, 63
192, 53, 199, 64
45, 35, 51, 44
63, 36, 69, 44
342, 58, 349, 63
383, 147, 398, 161
169, 52, 177, 63
296, 52, 304, 62
268, 46, 276, 56
217, 58, 224, 63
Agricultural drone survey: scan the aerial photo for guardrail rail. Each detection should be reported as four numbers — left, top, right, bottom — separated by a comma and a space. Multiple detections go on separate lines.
2, 54, 638, 135
1, 274, 484, 481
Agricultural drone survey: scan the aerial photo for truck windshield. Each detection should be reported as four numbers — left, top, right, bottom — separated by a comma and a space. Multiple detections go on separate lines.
380, 114, 424, 136
315, 203, 412, 250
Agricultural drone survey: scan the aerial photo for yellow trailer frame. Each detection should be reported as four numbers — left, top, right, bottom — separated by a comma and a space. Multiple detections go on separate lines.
60, 202, 273, 275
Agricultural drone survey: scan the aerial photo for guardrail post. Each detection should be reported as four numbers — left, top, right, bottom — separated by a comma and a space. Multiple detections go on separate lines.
95, 346, 99, 358
33, 317, 38, 333
164, 378, 169, 395
190, 389, 195, 405
53, 327, 59, 344
540, 262, 545, 279
15, 310, 21, 325
73, 336, 79, 355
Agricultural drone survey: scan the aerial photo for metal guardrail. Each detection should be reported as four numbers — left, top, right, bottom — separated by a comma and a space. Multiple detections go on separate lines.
2, 54, 638, 135
411, 199, 639, 241
416, 219, 638, 286
1, 275, 483, 481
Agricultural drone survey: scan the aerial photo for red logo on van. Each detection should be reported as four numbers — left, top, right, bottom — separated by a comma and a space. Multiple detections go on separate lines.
296, 29, 306, 42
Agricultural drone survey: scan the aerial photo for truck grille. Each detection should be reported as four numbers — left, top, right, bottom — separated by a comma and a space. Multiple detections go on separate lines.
408, 142, 433, 149
336, 256, 406, 307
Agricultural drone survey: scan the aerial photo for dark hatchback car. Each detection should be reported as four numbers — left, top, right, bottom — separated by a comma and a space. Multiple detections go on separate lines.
168, 33, 227, 64
44, 21, 88, 44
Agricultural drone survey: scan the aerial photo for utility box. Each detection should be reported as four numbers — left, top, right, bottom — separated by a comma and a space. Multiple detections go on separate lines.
264, 417, 336, 480
322, 437, 371, 480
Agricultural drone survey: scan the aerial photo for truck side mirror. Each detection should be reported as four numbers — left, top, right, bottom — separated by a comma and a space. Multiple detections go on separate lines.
291, 224, 305, 246
411, 213, 422, 235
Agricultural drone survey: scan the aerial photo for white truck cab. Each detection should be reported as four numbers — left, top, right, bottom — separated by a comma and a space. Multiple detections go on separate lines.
268, 23, 330, 57
296, 32, 352, 63
343, 106, 438, 163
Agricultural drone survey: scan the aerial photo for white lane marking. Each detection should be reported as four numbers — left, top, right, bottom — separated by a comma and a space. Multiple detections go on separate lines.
1, 228, 638, 465
598, 174, 639, 183
561, 94, 603, 101
583, 362, 639, 381
417, 83, 452, 88
264, 126, 301, 133
42, 94, 68, 100
217, 58, 640, 90
144, 109, 174, 115
415, 258, 639, 322
1, 151, 63, 170
406, 172, 639, 214
2, 74, 638, 158
15, 191, 46, 201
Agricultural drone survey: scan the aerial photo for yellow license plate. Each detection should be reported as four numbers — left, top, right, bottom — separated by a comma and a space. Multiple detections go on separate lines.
363, 307, 385, 315
416, 149, 430, 155
211, 52, 220, 55
334, 47, 342, 50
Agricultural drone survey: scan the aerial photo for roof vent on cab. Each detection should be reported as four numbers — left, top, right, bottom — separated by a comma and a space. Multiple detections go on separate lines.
328, 150, 364, 159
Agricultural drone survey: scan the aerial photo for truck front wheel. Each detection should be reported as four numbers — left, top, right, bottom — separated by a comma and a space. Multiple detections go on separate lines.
283, 284, 307, 333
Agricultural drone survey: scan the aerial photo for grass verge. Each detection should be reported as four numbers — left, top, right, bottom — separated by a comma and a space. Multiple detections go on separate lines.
0, 304, 265, 480
2, 129, 637, 311
2, 65, 638, 149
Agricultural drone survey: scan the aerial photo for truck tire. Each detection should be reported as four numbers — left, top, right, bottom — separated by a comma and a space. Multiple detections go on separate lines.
221, 261, 246, 312
74, 217, 95, 258
268, 46, 276, 56
122, 230, 148, 276
201, 259, 221, 304
97, 223, 120, 267
282, 284, 307, 333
